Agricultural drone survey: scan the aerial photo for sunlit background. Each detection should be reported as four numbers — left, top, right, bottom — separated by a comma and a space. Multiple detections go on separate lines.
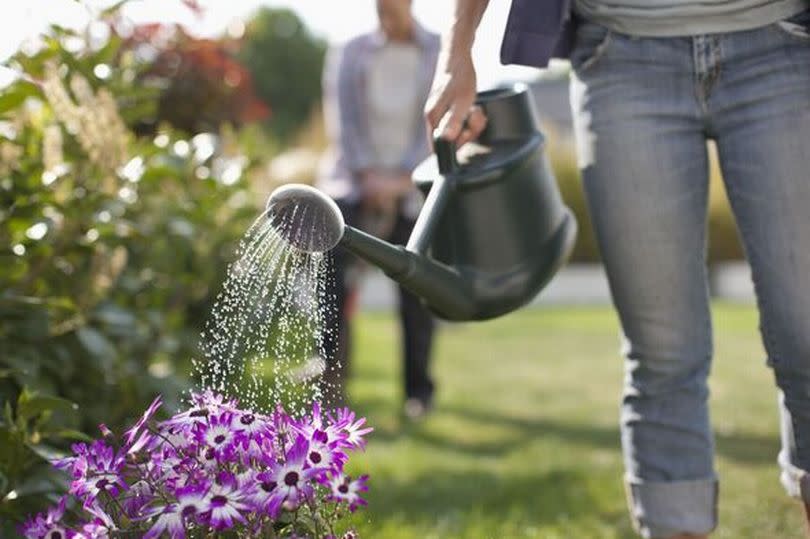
0, 0, 540, 89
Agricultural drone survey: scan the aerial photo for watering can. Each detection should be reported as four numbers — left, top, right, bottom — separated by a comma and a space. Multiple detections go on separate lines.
266, 84, 576, 321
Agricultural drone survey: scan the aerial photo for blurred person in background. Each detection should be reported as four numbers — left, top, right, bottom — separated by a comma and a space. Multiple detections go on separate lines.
317, 0, 440, 419
426, 0, 810, 537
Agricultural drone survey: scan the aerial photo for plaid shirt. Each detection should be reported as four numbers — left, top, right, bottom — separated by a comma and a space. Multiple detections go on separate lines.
317, 22, 440, 202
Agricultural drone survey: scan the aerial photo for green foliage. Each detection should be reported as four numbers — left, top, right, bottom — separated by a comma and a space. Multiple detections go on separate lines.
0, 17, 261, 526
0, 390, 88, 537
238, 7, 327, 142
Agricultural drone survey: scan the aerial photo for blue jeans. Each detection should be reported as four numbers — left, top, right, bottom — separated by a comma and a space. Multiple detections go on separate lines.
570, 10, 810, 538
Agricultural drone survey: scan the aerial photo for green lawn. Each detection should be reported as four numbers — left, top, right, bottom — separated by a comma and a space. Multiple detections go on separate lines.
341, 303, 804, 538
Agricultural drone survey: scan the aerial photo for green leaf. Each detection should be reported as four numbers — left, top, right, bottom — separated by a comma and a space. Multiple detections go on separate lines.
39, 428, 92, 443
93, 303, 136, 327
0, 80, 41, 116
6, 48, 58, 80
75, 326, 116, 363
91, 33, 122, 67
101, 0, 130, 16
17, 390, 78, 424
26, 442, 69, 463
3, 462, 66, 498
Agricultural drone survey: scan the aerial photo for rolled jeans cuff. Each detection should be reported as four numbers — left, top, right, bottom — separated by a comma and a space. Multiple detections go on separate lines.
625, 476, 718, 538
779, 448, 810, 503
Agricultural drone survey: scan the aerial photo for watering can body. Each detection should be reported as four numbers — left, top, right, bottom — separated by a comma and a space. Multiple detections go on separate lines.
342, 84, 577, 321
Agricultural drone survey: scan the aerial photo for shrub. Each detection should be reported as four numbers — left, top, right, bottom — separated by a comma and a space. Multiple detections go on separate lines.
1, 18, 262, 531
237, 8, 327, 142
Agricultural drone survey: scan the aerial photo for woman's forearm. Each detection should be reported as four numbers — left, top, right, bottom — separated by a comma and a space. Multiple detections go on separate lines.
447, 0, 490, 56
425, 0, 490, 140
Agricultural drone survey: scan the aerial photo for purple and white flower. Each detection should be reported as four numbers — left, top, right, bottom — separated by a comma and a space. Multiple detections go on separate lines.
327, 473, 369, 512
123, 395, 162, 448
263, 436, 318, 515
330, 407, 374, 450
19, 495, 68, 539
57, 440, 126, 504
143, 483, 209, 539
27, 392, 371, 538
204, 474, 250, 530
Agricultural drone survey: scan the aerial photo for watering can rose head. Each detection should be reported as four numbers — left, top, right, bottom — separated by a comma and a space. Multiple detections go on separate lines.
21, 391, 372, 539
265, 84, 577, 321
266, 183, 345, 254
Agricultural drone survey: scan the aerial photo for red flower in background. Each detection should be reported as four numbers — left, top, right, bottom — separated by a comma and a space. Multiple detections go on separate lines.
121, 19, 270, 134
148, 34, 270, 130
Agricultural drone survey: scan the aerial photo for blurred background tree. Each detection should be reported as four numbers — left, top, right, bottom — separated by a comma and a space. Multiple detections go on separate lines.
237, 7, 327, 142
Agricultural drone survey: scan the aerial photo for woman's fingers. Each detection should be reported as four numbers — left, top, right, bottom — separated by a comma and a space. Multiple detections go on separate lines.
424, 54, 479, 144
455, 105, 487, 147
424, 86, 452, 134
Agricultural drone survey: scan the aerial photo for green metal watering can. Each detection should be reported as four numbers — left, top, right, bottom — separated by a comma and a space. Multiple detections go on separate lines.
266, 84, 576, 321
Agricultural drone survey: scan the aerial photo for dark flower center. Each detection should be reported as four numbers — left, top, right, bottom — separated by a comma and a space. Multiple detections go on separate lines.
284, 471, 299, 486
338, 484, 349, 494
309, 451, 322, 464
204, 448, 216, 460
261, 480, 277, 492
190, 408, 209, 417
181, 504, 197, 517
210, 494, 227, 508
95, 478, 108, 489
213, 434, 226, 444
48, 532, 63, 539
240, 414, 255, 425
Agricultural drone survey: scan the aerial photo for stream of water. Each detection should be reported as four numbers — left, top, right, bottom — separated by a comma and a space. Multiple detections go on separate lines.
192, 201, 340, 415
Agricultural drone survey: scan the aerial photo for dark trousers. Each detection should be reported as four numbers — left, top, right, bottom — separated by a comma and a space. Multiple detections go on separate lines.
321, 200, 435, 403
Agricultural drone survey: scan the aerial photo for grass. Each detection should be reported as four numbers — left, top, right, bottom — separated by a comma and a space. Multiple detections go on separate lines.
340, 303, 804, 538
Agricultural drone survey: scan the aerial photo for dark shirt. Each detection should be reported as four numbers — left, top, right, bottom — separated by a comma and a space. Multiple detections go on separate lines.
500, 0, 577, 68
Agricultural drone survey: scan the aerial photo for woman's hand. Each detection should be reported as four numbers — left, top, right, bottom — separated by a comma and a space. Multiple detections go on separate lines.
424, 0, 489, 146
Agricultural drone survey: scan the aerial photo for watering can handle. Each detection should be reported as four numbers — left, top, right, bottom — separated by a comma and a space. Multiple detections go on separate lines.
405, 135, 457, 255
433, 134, 459, 175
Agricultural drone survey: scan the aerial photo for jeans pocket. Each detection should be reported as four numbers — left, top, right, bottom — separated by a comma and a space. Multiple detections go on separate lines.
774, 8, 810, 41
570, 20, 614, 73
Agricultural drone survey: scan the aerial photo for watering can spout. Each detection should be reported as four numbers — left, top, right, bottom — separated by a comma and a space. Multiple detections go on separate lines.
265, 183, 477, 320
340, 226, 477, 320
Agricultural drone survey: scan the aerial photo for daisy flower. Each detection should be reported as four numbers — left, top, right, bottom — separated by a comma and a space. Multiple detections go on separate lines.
58, 440, 126, 504
204, 474, 250, 530
330, 407, 374, 450
144, 483, 209, 538
19, 495, 68, 539
263, 436, 317, 516
195, 411, 236, 456
327, 473, 369, 512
